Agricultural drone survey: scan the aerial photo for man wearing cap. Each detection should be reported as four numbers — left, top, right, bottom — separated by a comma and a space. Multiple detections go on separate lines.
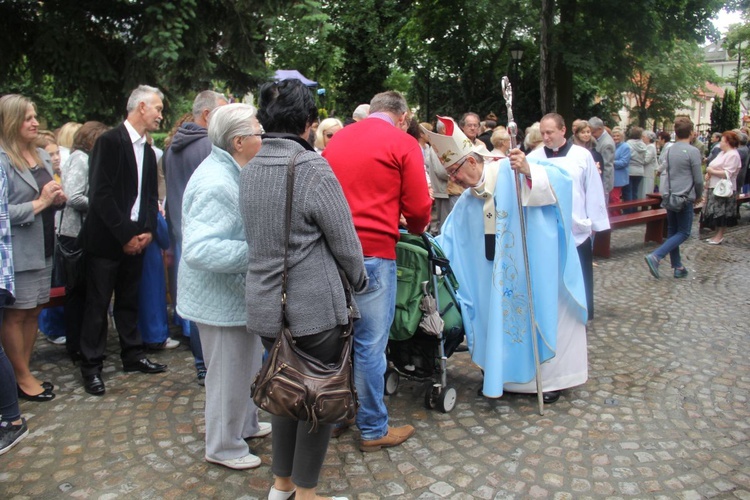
324, 91, 431, 451
425, 116, 588, 404
528, 113, 609, 323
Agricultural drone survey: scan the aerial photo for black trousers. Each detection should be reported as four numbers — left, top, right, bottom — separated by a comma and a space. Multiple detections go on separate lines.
577, 237, 594, 321
79, 253, 145, 376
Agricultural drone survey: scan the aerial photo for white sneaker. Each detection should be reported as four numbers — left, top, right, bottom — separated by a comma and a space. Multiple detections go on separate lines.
46, 336, 67, 345
205, 453, 261, 470
246, 422, 272, 439
161, 338, 180, 349
268, 486, 296, 500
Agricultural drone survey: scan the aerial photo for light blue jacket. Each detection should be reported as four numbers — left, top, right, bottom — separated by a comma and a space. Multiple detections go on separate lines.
613, 142, 632, 188
176, 146, 248, 327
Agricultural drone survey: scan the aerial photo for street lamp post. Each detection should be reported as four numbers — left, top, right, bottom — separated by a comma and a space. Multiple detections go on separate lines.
425, 38, 434, 122
509, 40, 524, 82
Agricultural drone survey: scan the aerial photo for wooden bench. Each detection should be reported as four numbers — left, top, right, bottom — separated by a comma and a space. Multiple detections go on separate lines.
593, 209, 667, 258
608, 197, 662, 213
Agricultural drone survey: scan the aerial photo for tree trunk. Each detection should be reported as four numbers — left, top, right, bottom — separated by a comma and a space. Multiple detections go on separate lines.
539, 0, 555, 114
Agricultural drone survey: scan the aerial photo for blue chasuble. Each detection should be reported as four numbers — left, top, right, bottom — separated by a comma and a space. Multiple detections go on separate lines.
437, 158, 587, 397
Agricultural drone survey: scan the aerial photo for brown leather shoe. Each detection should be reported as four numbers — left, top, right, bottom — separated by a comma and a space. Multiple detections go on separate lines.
360, 425, 415, 452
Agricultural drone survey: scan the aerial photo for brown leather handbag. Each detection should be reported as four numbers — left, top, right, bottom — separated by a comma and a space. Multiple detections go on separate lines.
250, 151, 359, 431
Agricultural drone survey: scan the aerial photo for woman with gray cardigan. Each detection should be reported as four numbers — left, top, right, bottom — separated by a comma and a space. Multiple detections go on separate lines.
177, 103, 270, 470
240, 80, 365, 500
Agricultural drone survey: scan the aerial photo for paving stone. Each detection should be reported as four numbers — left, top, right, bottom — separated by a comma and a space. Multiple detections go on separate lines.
3, 221, 750, 497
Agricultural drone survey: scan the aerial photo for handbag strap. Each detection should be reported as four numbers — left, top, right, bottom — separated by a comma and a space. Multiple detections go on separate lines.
280, 151, 304, 327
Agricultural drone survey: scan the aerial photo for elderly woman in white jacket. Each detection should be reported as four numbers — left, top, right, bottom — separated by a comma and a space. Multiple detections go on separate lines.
176, 103, 270, 470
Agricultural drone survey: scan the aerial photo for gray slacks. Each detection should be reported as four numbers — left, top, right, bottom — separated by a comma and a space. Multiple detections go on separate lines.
198, 323, 263, 461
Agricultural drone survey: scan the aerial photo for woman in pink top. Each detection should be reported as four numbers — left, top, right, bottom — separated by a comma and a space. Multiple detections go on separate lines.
701, 130, 741, 244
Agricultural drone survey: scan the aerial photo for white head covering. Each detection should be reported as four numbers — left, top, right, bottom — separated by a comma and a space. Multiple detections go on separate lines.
422, 116, 494, 167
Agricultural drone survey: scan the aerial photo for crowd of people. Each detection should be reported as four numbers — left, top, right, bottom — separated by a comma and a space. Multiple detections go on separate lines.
0, 81, 748, 500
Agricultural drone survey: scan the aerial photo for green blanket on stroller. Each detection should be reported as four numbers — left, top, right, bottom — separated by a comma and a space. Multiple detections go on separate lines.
389, 233, 463, 344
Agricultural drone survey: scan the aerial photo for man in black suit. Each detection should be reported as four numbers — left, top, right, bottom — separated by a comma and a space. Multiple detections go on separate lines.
79, 85, 167, 395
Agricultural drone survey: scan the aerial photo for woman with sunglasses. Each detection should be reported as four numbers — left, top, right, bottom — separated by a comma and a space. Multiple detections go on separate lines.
314, 118, 343, 153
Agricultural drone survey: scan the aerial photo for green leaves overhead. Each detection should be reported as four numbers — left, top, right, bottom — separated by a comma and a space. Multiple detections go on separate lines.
0, 0, 732, 129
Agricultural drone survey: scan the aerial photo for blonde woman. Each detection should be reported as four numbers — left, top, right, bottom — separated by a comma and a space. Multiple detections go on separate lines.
490, 127, 511, 157
314, 118, 343, 152
523, 122, 543, 152
55, 122, 82, 167
0, 95, 66, 401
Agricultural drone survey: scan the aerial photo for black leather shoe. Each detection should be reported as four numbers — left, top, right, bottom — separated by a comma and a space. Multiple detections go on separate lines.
542, 391, 561, 404
41, 381, 54, 391
83, 375, 105, 396
123, 358, 167, 374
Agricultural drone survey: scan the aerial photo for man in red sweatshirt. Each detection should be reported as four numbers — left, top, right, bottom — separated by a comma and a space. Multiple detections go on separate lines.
324, 91, 432, 452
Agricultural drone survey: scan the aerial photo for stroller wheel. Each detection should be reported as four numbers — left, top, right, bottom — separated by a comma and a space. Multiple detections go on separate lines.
384, 368, 400, 395
437, 386, 457, 413
424, 383, 437, 409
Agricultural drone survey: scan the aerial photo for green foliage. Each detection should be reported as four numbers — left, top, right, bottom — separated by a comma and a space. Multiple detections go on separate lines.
542, 0, 725, 122
0, 0, 293, 124
0, 0, 735, 133
398, 0, 537, 127
624, 40, 719, 127
328, 0, 412, 112
724, 20, 750, 101
267, 0, 341, 89
710, 89, 741, 132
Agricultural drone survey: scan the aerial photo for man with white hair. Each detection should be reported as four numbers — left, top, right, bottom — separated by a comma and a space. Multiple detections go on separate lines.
352, 103, 370, 122
425, 116, 588, 404
588, 116, 615, 199
163, 90, 227, 384
78, 85, 166, 396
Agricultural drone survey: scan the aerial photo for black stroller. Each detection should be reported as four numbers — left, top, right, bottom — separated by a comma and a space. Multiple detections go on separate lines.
385, 232, 464, 413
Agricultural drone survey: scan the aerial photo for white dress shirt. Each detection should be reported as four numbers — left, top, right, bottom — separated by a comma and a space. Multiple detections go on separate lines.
124, 120, 146, 222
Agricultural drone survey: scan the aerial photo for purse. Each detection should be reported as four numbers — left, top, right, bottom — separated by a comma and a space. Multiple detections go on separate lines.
54, 208, 85, 288
712, 171, 734, 198
250, 151, 359, 431
661, 148, 693, 212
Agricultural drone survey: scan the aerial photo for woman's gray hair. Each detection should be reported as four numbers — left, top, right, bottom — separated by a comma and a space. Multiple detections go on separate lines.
642, 130, 657, 142
207, 103, 259, 153
126, 85, 164, 113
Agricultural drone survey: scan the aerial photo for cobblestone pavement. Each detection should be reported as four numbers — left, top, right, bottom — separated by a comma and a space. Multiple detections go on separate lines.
2, 217, 750, 499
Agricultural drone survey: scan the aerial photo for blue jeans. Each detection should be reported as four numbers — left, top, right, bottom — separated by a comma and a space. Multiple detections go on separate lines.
622, 176, 643, 213
652, 203, 693, 269
0, 308, 21, 422
352, 257, 396, 441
